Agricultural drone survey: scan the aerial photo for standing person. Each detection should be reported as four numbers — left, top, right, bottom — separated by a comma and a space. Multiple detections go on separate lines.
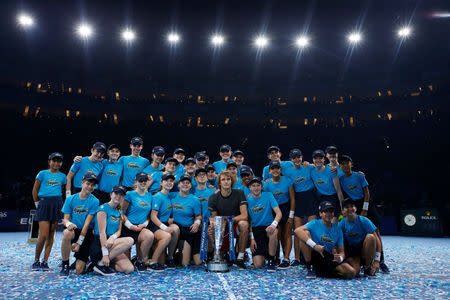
213, 144, 233, 174
195, 152, 208, 169
326, 146, 344, 177
60, 173, 100, 276
263, 161, 295, 269
285, 148, 317, 267
171, 175, 203, 267
173, 148, 186, 178
66, 142, 106, 195
205, 164, 218, 189
339, 199, 381, 277
225, 162, 243, 189
294, 201, 355, 279
149, 174, 180, 269
310, 150, 344, 224
338, 155, 389, 273
262, 146, 294, 181
208, 171, 249, 270
231, 150, 247, 179
31, 152, 66, 271
90, 185, 135, 275
97, 144, 123, 204
120, 137, 150, 191
247, 177, 282, 271
193, 168, 216, 221
121, 172, 156, 271
149, 157, 180, 195
183, 158, 196, 178
143, 146, 165, 176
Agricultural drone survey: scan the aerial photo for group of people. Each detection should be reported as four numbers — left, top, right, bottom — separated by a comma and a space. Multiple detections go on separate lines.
31, 137, 390, 279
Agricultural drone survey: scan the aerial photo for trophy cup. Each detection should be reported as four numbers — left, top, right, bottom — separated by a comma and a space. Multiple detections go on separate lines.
207, 216, 229, 272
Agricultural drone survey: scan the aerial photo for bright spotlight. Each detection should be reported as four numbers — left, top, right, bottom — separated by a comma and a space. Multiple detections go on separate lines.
255, 36, 269, 48
122, 29, 136, 42
398, 27, 411, 37
348, 32, 362, 44
295, 36, 309, 48
211, 35, 225, 46
167, 33, 180, 43
77, 24, 93, 39
17, 14, 34, 28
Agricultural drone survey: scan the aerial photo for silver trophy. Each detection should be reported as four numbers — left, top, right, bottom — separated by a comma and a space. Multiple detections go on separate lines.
207, 216, 229, 272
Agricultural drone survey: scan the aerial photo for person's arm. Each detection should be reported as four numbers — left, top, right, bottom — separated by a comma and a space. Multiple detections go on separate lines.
361, 186, 370, 217
96, 210, 111, 266
72, 214, 94, 252
66, 170, 75, 197
333, 245, 346, 262
266, 205, 282, 234
233, 204, 248, 223
150, 210, 173, 233
332, 176, 344, 208
190, 214, 202, 233
62, 213, 77, 230
121, 200, 142, 232
288, 185, 295, 222
297, 225, 325, 257
32, 179, 41, 205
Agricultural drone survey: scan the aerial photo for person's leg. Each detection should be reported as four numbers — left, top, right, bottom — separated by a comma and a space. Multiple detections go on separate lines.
43, 221, 58, 261
181, 241, 192, 266
113, 253, 134, 274
75, 260, 86, 274
293, 217, 304, 260
334, 263, 356, 279
35, 221, 50, 261
109, 237, 134, 260
294, 228, 312, 263
252, 255, 265, 268
346, 257, 361, 277
282, 223, 292, 260
362, 234, 376, 268
151, 230, 171, 262
167, 224, 180, 258
61, 229, 75, 262
237, 220, 249, 258
137, 229, 154, 261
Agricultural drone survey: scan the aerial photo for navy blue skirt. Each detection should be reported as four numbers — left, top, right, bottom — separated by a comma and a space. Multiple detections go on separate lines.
35, 196, 63, 222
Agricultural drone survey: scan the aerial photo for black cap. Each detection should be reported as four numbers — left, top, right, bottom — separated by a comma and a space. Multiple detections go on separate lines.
205, 164, 216, 171
319, 201, 335, 212
226, 161, 238, 169
164, 157, 179, 165
220, 144, 232, 152
184, 157, 196, 165
107, 144, 120, 151
339, 155, 353, 164
135, 172, 148, 181
194, 152, 207, 161
312, 150, 325, 158
342, 198, 355, 207
48, 152, 63, 160
179, 174, 192, 183
267, 145, 280, 154
248, 176, 262, 185
93, 142, 107, 153
232, 150, 244, 157
240, 166, 253, 176
82, 172, 99, 184
325, 146, 338, 154
269, 160, 281, 169
161, 174, 176, 181
289, 148, 303, 158
173, 148, 185, 155
111, 185, 127, 196
130, 137, 143, 145
195, 168, 207, 176
152, 146, 165, 155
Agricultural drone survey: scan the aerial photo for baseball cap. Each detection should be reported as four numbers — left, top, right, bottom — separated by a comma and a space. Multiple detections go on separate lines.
312, 150, 325, 158
179, 174, 192, 183
135, 172, 148, 182
248, 176, 262, 185
111, 185, 127, 196
342, 198, 355, 207
220, 144, 232, 152
195, 168, 207, 176
226, 161, 238, 169
161, 174, 176, 181
319, 201, 335, 212
130, 137, 143, 145
240, 166, 253, 176
93, 142, 107, 153
339, 155, 353, 164
267, 145, 280, 154
184, 157, 196, 165
232, 150, 244, 157
205, 164, 216, 172
82, 172, 99, 184
152, 146, 165, 155
289, 148, 303, 158
194, 152, 207, 161
107, 144, 120, 151
269, 160, 281, 169
48, 152, 63, 160
173, 148, 185, 155
325, 146, 338, 154
165, 157, 179, 165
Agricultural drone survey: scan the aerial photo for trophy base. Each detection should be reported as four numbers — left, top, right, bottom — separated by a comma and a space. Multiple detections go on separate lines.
207, 261, 229, 273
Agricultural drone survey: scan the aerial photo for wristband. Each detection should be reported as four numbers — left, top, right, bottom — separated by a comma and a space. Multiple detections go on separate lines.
34, 201, 40, 208
289, 211, 295, 218
111, 234, 118, 240
271, 220, 278, 227
374, 252, 381, 262
143, 220, 149, 227
76, 235, 85, 245
159, 224, 168, 230
101, 246, 109, 256
338, 255, 343, 263
65, 221, 74, 228
65, 191, 71, 197
249, 232, 255, 240
306, 238, 316, 248
362, 202, 369, 210
124, 220, 132, 229
194, 219, 201, 225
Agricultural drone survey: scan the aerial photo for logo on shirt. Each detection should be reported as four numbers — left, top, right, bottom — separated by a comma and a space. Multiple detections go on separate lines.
127, 162, 141, 169
316, 179, 326, 185
73, 206, 88, 214
110, 216, 121, 222
347, 184, 358, 191
198, 197, 208, 203
295, 177, 306, 184
106, 170, 118, 176
348, 232, 360, 238
47, 179, 60, 186
273, 191, 284, 197
171, 203, 185, 210
251, 204, 265, 214
320, 235, 334, 243
138, 201, 150, 208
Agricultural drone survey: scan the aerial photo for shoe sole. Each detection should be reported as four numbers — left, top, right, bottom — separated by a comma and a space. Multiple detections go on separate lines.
306, 276, 316, 279
278, 265, 290, 270
93, 266, 115, 276
148, 268, 165, 272
267, 269, 277, 272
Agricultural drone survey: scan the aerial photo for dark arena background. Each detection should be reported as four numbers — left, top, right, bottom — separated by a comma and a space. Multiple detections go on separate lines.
0, 0, 449, 299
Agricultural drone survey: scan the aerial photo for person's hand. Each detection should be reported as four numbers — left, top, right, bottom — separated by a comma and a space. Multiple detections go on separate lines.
207, 185, 216, 190
266, 224, 276, 234
361, 210, 368, 217
313, 245, 325, 257
250, 239, 257, 253
371, 260, 380, 275
72, 243, 80, 252
66, 223, 77, 231
131, 225, 142, 232
287, 218, 293, 226
168, 218, 174, 225
131, 183, 137, 190
331, 167, 338, 175
101, 255, 110, 267
106, 237, 115, 249
264, 179, 270, 184
137, 224, 146, 230
164, 226, 174, 234
147, 176, 154, 188
190, 222, 200, 233
358, 171, 365, 176
74, 156, 82, 163
302, 161, 310, 168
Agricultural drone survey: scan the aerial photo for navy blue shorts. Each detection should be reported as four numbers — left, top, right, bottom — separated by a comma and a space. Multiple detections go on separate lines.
148, 221, 170, 233
35, 196, 63, 222
278, 202, 291, 225
294, 189, 318, 218
121, 225, 141, 244
252, 226, 269, 257
311, 250, 344, 277
177, 224, 201, 255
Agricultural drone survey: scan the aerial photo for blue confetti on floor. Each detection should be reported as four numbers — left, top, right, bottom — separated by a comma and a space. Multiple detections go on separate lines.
0, 232, 449, 299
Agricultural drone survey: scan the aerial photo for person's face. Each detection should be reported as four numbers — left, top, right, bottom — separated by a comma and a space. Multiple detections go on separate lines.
249, 182, 262, 195
81, 180, 96, 193
179, 180, 192, 193
227, 166, 238, 176
241, 173, 252, 185
326, 152, 338, 163
219, 175, 232, 189
220, 150, 232, 160
136, 178, 148, 190
161, 179, 174, 190
319, 209, 334, 223
207, 170, 216, 180
268, 150, 281, 161
49, 158, 62, 170
340, 161, 353, 173
130, 143, 143, 155
291, 156, 303, 166
343, 204, 356, 218
195, 172, 208, 184
165, 161, 176, 172
91, 149, 105, 162
185, 162, 195, 173
232, 154, 244, 166
204, 156, 210, 164
153, 153, 165, 164
110, 192, 124, 206
196, 159, 207, 168
269, 166, 281, 177
108, 148, 120, 160
313, 156, 325, 167
174, 153, 185, 163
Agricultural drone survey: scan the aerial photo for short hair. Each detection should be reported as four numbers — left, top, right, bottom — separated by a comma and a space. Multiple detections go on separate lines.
217, 170, 236, 189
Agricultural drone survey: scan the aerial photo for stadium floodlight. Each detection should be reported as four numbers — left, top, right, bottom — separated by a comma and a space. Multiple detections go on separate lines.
77, 24, 93, 39
167, 33, 180, 44
295, 36, 309, 48
211, 34, 225, 46
121, 29, 136, 42
254, 36, 269, 48
347, 32, 362, 44
17, 13, 34, 28
397, 27, 411, 38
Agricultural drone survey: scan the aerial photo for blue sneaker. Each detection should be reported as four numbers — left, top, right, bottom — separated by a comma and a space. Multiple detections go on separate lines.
267, 260, 277, 272
60, 264, 70, 276
306, 265, 316, 279
31, 260, 40, 271
380, 262, 390, 274
290, 259, 302, 267
93, 264, 115, 276
278, 259, 290, 269
40, 261, 49, 271
148, 263, 165, 272
166, 258, 176, 269
135, 260, 147, 272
